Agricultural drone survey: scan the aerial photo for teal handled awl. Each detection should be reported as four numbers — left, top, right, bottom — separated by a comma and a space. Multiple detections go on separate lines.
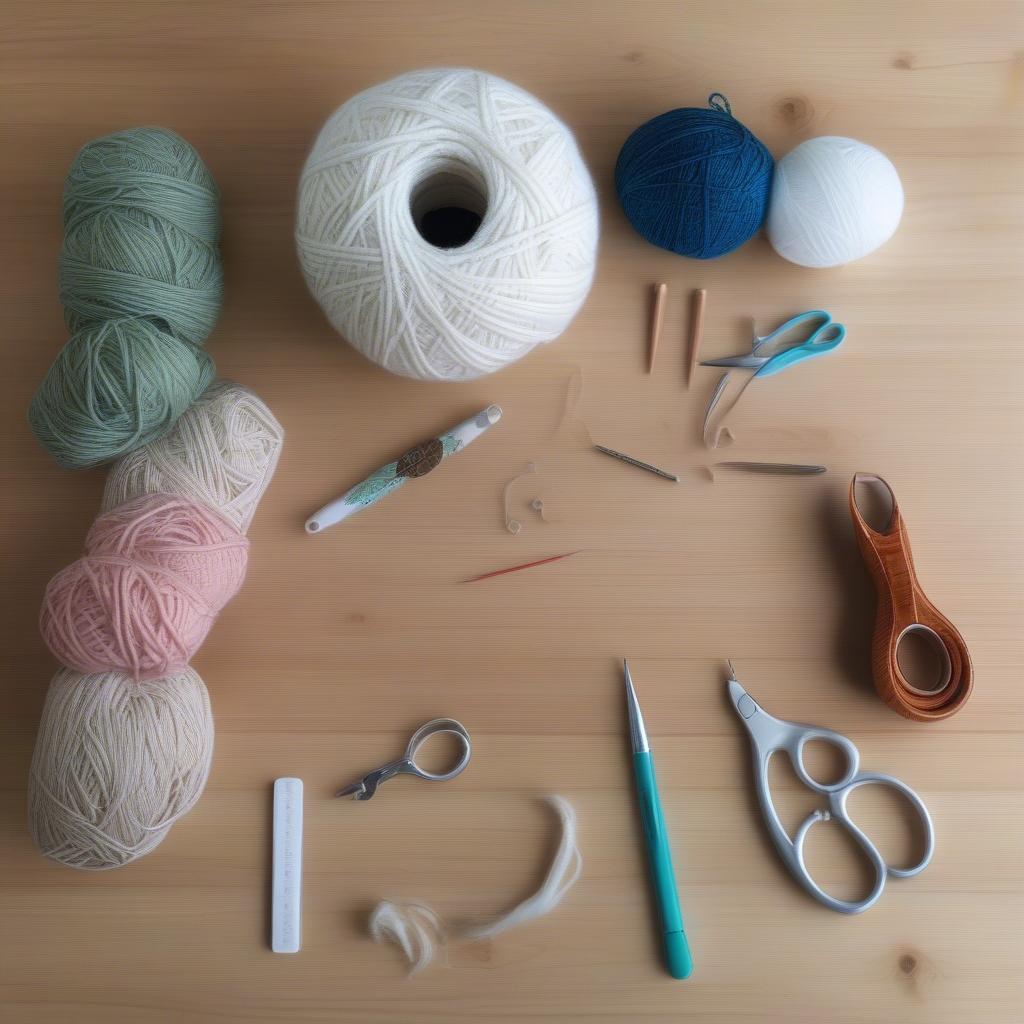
624, 660, 693, 979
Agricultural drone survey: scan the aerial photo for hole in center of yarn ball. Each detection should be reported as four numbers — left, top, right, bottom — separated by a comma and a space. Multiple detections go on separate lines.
411, 163, 487, 249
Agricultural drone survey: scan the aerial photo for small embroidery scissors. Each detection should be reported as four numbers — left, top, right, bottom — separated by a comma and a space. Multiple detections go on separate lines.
727, 667, 934, 914
336, 718, 472, 800
701, 310, 845, 378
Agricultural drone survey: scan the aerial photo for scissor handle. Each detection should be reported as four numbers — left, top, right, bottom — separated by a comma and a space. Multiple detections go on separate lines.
404, 718, 472, 782
788, 726, 861, 793
790, 771, 935, 914
752, 311, 846, 379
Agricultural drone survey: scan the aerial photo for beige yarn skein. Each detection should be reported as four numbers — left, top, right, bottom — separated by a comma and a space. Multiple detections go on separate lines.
28, 668, 213, 870
102, 379, 283, 533
29, 379, 282, 870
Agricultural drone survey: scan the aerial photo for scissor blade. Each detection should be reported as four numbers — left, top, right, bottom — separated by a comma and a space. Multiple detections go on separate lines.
726, 672, 761, 724
334, 781, 365, 799
701, 356, 768, 369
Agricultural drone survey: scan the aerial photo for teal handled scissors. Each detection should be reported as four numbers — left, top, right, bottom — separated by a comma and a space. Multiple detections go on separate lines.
727, 666, 934, 914
701, 310, 845, 378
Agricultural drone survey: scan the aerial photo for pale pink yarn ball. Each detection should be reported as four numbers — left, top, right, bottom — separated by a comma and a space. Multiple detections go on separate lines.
86, 493, 249, 607
40, 493, 248, 680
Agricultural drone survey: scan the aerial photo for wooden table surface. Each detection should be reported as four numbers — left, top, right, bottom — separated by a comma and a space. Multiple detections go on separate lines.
2, 2, 1023, 1022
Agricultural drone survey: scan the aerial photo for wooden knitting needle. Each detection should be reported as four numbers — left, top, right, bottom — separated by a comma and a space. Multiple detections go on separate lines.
687, 288, 706, 388
648, 282, 667, 373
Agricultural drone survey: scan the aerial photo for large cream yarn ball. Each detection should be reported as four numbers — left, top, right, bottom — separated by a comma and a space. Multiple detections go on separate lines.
296, 68, 599, 381
28, 667, 213, 870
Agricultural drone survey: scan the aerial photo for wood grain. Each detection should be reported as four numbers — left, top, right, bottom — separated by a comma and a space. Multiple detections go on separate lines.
1, 2, 1023, 1022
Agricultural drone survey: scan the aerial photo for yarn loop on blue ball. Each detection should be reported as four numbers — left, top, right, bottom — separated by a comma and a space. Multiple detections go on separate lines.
615, 94, 774, 260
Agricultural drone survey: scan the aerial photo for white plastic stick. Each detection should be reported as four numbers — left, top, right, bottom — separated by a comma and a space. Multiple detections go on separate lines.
272, 778, 303, 953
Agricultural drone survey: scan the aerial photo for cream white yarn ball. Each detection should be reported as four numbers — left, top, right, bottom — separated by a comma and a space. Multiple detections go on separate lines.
767, 136, 904, 268
101, 379, 284, 534
28, 667, 213, 870
296, 68, 599, 381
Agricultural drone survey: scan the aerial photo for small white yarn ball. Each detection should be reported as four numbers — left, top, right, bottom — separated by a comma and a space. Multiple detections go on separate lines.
296, 68, 599, 381
767, 136, 904, 268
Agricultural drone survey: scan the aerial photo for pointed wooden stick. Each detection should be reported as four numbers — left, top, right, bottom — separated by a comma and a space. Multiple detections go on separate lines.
687, 288, 706, 388
648, 283, 667, 373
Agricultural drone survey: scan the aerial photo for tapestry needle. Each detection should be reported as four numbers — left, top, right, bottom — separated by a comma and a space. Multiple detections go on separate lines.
594, 444, 679, 482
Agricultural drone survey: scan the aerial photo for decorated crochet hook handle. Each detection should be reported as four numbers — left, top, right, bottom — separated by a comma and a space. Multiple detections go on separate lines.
305, 405, 502, 533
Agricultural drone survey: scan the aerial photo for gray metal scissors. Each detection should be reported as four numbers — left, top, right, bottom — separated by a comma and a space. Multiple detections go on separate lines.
335, 718, 472, 800
727, 667, 934, 914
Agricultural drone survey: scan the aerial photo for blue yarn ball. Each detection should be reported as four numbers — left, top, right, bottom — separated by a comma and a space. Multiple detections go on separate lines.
615, 94, 774, 259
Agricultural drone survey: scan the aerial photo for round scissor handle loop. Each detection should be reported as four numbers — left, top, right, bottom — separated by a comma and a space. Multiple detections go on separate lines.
832, 772, 935, 880
792, 728, 860, 793
791, 805, 889, 914
404, 718, 472, 782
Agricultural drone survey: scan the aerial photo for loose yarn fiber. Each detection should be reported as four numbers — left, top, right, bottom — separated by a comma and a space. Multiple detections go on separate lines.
40, 494, 248, 680
767, 136, 904, 268
30, 127, 223, 468
296, 68, 599, 381
615, 94, 774, 259
102, 380, 284, 533
28, 667, 214, 870
370, 795, 582, 974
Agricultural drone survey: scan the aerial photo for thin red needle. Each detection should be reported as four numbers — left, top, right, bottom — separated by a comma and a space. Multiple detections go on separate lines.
461, 550, 581, 583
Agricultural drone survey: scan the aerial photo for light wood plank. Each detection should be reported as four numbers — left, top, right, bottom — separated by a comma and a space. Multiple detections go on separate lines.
1, 2, 1022, 1021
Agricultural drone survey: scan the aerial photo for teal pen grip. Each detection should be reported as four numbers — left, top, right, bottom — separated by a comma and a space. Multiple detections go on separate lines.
633, 752, 693, 980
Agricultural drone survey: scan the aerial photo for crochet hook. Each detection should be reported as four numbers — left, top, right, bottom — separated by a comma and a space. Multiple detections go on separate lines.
624, 660, 693, 980
305, 405, 501, 533
594, 445, 678, 482
714, 461, 826, 475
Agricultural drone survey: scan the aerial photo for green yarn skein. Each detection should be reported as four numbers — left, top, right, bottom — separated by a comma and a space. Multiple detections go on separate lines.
30, 127, 222, 469
29, 319, 215, 469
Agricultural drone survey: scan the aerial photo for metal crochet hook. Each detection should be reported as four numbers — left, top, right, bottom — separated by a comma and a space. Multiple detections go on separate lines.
714, 461, 826, 476
335, 718, 472, 800
594, 444, 678, 482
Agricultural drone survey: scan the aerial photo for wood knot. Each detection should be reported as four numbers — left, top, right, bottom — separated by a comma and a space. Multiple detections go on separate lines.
894, 53, 915, 69
347, 612, 367, 625
622, 50, 644, 64
776, 95, 814, 128
899, 953, 918, 975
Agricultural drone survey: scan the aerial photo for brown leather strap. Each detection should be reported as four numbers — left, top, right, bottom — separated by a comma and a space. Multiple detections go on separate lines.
849, 473, 973, 721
